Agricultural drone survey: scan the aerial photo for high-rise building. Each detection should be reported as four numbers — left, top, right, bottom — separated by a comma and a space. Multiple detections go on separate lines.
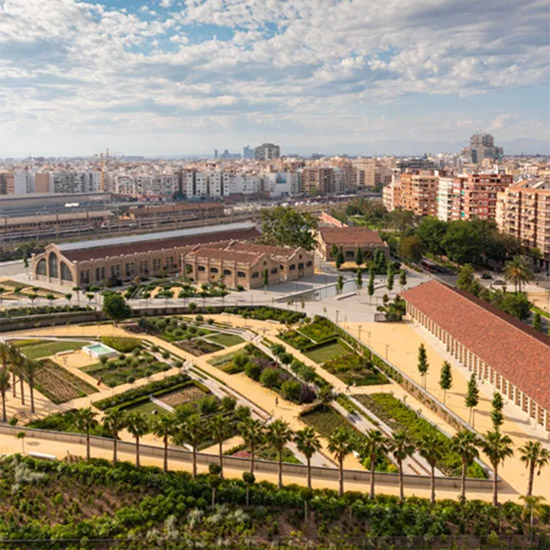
496, 180, 550, 269
243, 146, 254, 159
301, 167, 334, 194
398, 171, 439, 216
462, 133, 504, 164
450, 173, 512, 220
254, 143, 280, 161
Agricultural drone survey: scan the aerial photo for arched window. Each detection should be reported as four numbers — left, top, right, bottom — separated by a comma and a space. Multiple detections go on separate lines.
223, 269, 232, 276
61, 262, 73, 281
36, 259, 46, 276
48, 253, 58, 278
210, 267, 219, 274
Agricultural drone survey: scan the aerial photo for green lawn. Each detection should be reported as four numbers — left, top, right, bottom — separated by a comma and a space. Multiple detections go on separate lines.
304, 340, 349, 364
122, 399, 168, 415
208, 350, 241, 367
205, 332, 245, 348
20, 340, 90, 360
300, 405, 355, 439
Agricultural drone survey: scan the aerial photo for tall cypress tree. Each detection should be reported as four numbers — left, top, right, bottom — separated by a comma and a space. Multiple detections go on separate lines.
417, 344, 429, 389
439, 361, 452, 405
491, 391, 504, 431
465, 374, 480, 426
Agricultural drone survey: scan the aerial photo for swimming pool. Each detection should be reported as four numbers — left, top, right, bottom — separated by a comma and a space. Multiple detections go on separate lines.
83, 343, 118, 360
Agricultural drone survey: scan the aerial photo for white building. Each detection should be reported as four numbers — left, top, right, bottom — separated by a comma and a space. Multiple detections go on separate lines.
14, 171, 35, 194
437, 177, 455, 222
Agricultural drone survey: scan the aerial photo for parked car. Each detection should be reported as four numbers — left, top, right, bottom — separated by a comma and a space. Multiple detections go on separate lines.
493, 279, 506, 286
481, 273, 493, 279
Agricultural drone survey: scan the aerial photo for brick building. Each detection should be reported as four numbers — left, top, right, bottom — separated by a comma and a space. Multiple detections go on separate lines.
317, 226, 389, 261
401, 280, 550, 432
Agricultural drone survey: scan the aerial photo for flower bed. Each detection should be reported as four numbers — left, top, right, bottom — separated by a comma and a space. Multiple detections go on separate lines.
356, 393, 487, 478
34, 359, 98, 404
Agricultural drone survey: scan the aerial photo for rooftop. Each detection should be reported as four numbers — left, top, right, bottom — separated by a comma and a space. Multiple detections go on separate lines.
226, 242, 303, 259
186, 246, 263, 264
57, 222, 257, 252
318, 226, 386, 246
400, 280, 550, 410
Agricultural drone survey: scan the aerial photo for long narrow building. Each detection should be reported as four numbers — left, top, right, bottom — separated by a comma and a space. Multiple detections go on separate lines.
401, 280, 550, 432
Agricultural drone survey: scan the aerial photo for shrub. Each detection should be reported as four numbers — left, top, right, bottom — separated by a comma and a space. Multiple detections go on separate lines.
281, 380, 302, 402
260, 368, 280, 388
245, 362, 262, 381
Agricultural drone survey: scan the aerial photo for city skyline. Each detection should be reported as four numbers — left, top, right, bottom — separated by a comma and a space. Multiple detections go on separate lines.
0, 0, 549, 157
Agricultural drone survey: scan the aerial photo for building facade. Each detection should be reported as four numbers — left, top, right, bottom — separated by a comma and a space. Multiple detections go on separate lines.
401, 281, 550, 432
317, 226, 389, 261
398, 171, 439, 216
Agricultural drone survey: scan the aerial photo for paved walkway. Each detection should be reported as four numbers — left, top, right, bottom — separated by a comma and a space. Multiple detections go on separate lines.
344, 319, 550, 501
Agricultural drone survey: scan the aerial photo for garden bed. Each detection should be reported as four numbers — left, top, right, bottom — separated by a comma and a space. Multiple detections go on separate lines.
34, 359, 98, 404
81, 351, 171, 387
322, 353, 389, 386
157, 383, 209, 408
177, 338, 224, 356
304, 339, 349, 364
355, 393, 487, 478
204, 332, 244, 348
100, 337, 142, 353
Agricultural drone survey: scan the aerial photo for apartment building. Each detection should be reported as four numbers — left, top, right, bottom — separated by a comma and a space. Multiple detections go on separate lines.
382, 178, 401, 212
46, 171, 101, 194
254, 143, 280, 161
451, 173, 512, 221
436, 177, 456, 222
496, 180, 550, 269
302, 167, 335, 194
398, 171, 439, 216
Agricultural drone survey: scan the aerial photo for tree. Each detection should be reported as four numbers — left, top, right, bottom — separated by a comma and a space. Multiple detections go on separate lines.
386, 264, 394, 292
533, 312, 542, 332
519, 441, 550, 497
417, 344, 429, 389
75, 407, 98, 461
399, 269, 407, 290
238, 418, 264, 475
72, 286, 81, 304
260, 206, 318, 251
504, 255, 534, 293
361, 429, 387, 500
265, 419, 294, 489
355, 246, 364, 266
439, 361, 452, 405
294, 427, 321, 490
389, 430, 415, 502
46, 293, 55, 306
465, 374, 479, 426
242, 471, 255, 507
103, 408, 125, 464
456, 264, 480, 296
103, 293, 132, 325
21, 359, 40, 414
449, 430, 480, 502
417, 433, 446, 505
520, 495, 546, 543
209, 414, 230, 479
416, 217, 447, 257
399, 235, 423, 262
327, 428, 354, 497
336, 275, 344, 294
0, 368, 10, 423
178, 414, 204, 478
125, 412, 149, 467
207, 463, 222, 510
497, 292, 533, 321
482, 429, 514, 506
330, 244, 339, 260
355, 268, 363, 292
262, 268, 269, 289
441, 221, 484, 265
65, 293, 72, 304
367, 271, 375, 303
335, 248, 345, 270
490, 391, 504, 431
151, 413, 177, 473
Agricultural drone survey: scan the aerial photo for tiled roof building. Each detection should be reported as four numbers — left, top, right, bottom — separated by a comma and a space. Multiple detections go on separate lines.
317, 226, 388, 261
401, 280, 550, 432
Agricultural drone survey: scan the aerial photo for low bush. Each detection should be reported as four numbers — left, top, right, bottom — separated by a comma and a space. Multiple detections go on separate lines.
101, 337, 142, 353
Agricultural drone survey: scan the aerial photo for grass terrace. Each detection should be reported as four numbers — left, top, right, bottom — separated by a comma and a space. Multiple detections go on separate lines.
204, 332, 245, 348
14, 340, 90, 360
304, 340, 349, 364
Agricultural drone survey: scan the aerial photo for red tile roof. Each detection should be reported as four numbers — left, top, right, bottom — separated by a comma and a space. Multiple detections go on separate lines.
401, 280, 550, 410
61, 227, 260, 262
319, 226, 386, 246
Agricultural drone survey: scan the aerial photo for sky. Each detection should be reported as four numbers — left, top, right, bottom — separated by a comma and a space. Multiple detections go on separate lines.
0, 0, 549, 157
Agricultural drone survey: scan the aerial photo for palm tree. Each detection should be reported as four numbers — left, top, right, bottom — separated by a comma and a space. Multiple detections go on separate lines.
519, 441, 550, 497
103, 408, 125, 464
417, 433, 446, 505
481, 430, 514, 506
504, 255, 534, 293
238, 417, 265, 475
327, 428, 354, 497
178, 414, 205, 478
21, 359, 40, 414
209, 414, 230, 480
242, 471, 255, 507
265, 419, 294, 489
449, 429, 480, 503
294, 427, 321, 490
520, 495, 546, 543
7, 344, 18, 399
151, 413, 177, 473
75, 407, 98, 461
125, 412, 149, 467
0, 368, 11, 423
361, 429, 388, 500
388, 430, 415, 502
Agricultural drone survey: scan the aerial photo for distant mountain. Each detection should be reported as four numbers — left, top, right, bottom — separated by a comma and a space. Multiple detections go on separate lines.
286, 138, 550, 157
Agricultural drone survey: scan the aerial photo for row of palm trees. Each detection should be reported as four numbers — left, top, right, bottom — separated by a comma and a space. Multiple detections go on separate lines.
71, 403, 550, 506
0, 342, 40, 421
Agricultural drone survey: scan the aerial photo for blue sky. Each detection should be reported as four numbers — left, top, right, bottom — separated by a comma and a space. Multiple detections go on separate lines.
0, 0, 548, 157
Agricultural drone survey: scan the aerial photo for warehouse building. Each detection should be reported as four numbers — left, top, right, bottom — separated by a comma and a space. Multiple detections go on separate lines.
401, 280, 550, 432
